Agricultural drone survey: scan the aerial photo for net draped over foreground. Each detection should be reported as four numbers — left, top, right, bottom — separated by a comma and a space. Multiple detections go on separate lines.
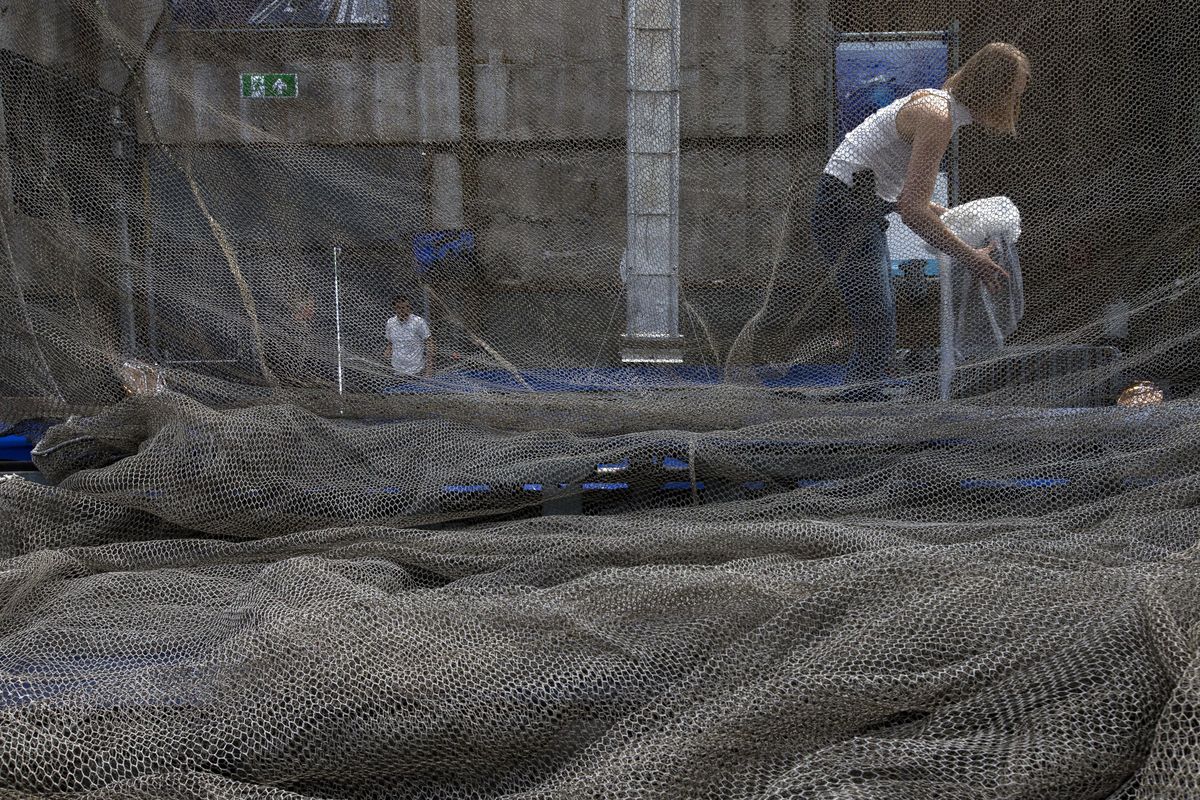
2, 396, 1200, 798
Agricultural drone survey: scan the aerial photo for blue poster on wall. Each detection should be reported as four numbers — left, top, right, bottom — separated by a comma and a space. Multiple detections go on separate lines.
835, 40, 951, 141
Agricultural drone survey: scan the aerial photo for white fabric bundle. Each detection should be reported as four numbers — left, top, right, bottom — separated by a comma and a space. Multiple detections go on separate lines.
936, 195, 1023, 250
928, 197, 1026, 398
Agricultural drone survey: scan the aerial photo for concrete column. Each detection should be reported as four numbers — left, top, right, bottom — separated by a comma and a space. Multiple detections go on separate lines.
430, 152, 465, 229
622, 0, 682, 363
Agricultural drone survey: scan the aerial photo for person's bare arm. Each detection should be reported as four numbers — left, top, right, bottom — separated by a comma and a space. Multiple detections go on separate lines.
895, 101, 1007, 286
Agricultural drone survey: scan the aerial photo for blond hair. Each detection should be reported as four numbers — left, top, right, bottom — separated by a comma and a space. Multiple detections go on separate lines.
944, 43, 1030, 136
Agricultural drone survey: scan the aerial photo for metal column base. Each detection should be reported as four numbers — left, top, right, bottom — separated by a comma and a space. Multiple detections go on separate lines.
620, 334, 685, 364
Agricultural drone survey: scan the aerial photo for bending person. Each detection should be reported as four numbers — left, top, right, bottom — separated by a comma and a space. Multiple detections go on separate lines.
810, 42, 1030, 401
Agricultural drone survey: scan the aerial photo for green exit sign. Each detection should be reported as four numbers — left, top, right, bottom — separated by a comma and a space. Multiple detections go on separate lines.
240, 73, 299, 99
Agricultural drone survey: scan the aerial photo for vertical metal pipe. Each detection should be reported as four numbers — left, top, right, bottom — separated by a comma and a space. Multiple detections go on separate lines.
948, 20, 962, 206
939, 254, 955, 401
333, 245, 345, 395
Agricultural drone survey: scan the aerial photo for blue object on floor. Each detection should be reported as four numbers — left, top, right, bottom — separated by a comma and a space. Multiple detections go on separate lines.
961, 478, 1070, 490
0, 434, 35, 463
383, 364, 859, 395
759, 364, 848, 389
1, 651, 208, 710
797, 479, 843, 490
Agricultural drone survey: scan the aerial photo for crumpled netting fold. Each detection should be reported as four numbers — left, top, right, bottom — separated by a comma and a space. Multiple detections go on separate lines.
1, 396, 1199, 798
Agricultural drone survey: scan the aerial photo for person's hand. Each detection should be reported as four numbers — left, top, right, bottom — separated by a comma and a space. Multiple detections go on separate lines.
965, 242, 1009, 291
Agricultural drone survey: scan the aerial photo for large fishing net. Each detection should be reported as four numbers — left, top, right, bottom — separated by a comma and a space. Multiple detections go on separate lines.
1, 1, 1199, 797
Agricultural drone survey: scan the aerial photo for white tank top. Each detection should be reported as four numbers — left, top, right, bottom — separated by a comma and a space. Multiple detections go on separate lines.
824, 89, 973, 203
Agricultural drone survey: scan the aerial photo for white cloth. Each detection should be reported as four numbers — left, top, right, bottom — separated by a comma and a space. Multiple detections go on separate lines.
385, 314, 431, 376
928, 197, 1025, 381
938, 195, 1023, 250
825, 89, 973, 202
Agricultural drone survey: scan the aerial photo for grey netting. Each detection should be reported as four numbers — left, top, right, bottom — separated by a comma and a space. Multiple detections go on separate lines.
4, 396, 1200, 798
1, 0, 1199, 797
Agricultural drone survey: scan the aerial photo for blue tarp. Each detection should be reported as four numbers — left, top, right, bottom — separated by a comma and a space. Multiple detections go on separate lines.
0, 435, 34, 463
383, 365, 853, 395
412, 230, 476, 274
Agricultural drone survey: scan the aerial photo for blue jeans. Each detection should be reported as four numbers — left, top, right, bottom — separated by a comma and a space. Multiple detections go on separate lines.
810, 174, 896, 401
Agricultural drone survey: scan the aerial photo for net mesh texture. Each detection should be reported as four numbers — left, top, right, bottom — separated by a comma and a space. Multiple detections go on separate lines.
1, 0, 1199, 797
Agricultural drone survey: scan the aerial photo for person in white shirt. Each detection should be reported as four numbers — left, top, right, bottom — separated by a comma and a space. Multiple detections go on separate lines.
383, 295, 434, 378
811, 42, 1029, 401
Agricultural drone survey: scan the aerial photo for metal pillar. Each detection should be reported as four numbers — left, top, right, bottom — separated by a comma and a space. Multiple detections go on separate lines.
939, 256, 956, 401
621, 0, 683, 363
332, 245, 346, 395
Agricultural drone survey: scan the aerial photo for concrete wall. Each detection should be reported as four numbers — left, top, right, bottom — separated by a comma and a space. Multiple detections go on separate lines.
0, 0, 158, 289
139, 3, 460, 144
0, 0, 160, 93
475, 149, 624, 287
472, 0, 830, 289
472, 0, 824, 141
0, 2, 168, 401
3, 0, 1196, 392
472, 0, 628, 142
73, 0, 825, 364
0, 0, 964, 374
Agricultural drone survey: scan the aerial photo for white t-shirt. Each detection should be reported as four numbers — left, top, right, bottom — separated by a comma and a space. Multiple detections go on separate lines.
385, 314, 431, 376
824, 89, 973, 202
